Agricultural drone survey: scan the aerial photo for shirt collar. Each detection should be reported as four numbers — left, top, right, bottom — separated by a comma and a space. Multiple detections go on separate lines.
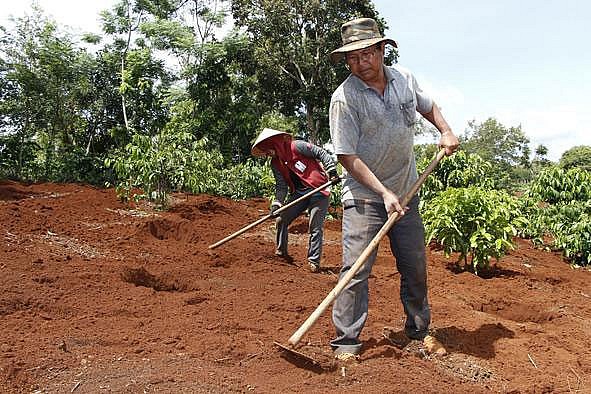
383, 66, 397, 84
349, 65, 398, 91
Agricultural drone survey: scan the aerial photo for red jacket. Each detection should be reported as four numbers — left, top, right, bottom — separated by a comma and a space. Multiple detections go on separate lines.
271, 141, 330, 196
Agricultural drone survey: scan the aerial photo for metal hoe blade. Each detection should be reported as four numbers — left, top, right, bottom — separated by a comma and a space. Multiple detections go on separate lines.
273, 341, 322, 368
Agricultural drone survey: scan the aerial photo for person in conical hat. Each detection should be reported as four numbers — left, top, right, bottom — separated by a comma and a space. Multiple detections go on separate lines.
327, 17, 460, 361
251, 128, 339, 273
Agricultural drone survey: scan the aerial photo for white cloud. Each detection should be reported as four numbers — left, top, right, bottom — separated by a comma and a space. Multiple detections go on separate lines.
412, 73, 591, 163
414, 73, 466, 115
1, 1, 115, 33
411, 73, 476, 144
491, 105, 591, 162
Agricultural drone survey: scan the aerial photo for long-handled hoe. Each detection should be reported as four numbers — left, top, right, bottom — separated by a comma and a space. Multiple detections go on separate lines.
208, 176, 342, 249
275, 149, 446, 367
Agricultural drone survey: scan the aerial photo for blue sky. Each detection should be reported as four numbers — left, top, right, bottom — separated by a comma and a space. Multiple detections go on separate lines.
373, 0, 591, 160
2, 1, 589, 161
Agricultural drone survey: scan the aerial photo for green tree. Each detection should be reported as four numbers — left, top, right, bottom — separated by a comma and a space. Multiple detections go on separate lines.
529, 143, 552, 176
231, 0, 389, 144
0, 8, 102, 181
259, 110, 299, 135
461, 118, 531, 187
535, 144, 548, 157
559, 145, 591, 172
138, 0, 226, 68
109, 0, 260, 162
100, 0, 172, 138
183, 32, 264, 161
101, 0, 147, 132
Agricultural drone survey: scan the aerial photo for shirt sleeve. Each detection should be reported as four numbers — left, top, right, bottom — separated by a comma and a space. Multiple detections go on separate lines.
329, 99, 361, 155
293, 140, 337, 172
412, 73, 434, 114
271, 165, 288, 204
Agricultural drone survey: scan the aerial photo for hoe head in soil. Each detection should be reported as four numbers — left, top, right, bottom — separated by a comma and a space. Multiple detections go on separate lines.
273, 341, 335, 371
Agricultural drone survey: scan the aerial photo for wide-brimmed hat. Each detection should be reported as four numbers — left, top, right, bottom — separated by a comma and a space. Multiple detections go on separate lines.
330, 17, 397, 63
251, 128, 291, 156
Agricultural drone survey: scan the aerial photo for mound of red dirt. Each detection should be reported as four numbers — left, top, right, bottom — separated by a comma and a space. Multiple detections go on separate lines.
1, 181, 590, 393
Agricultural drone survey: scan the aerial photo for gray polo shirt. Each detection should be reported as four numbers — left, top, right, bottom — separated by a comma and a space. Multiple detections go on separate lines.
329, 64, 433, 203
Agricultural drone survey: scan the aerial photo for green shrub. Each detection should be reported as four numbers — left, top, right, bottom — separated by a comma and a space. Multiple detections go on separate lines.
418, 150, 496, 203
512, 195, 546, 244
105, 132, 223, 207
527, 166, 591, 204
422, 186, 527, 274
541, 200, 591, 265
215, 158, 274, 200
515, 197, 591, 266
553, 216, 591, 265
559, 145, 591, 172
327, 181, 342, 219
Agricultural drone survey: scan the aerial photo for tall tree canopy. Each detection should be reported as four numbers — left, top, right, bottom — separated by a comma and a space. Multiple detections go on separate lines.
460, 118, 531, 187
231, 0, 388, 144
560, 145, 591, 172
0, 8, 105, 180
461, 118, 530, 167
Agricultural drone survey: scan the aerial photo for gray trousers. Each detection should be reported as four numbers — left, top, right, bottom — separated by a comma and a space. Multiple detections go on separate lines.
331, 196, 430, 355
276, 191, 329, 265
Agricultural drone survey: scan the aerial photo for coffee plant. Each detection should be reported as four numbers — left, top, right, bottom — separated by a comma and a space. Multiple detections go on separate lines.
538, 201, 591, 265
422, 186, 528, 274
527, 166, 591, 204
418, 151, 496, 203
214, 158, 274, 200
553, 215, 591, 265
105, 132, 223, 207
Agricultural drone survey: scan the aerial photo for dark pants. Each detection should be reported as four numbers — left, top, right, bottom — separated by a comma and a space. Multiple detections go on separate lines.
275, 191, 329, 266
331, 196, 430, 355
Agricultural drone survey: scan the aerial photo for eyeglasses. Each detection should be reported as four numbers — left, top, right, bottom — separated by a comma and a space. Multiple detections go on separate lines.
345, 46, 380, 65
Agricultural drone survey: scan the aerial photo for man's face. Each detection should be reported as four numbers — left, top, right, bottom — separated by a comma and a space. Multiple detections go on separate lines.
345, 44, 384, 83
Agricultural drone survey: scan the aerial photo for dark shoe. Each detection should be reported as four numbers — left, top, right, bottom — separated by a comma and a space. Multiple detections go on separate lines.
382, 326, 411, 348
273, 250, 294, 264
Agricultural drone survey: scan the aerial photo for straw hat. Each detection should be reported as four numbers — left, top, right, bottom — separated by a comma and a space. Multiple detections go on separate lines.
251, 128, 290, 156
330, 17, 397, 63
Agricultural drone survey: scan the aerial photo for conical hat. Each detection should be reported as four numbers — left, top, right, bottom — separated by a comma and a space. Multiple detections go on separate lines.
251, 128, 291, 156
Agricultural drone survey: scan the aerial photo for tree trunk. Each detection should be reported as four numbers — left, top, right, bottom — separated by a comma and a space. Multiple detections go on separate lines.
305, 102, 319, 145
121, 0, 133, 132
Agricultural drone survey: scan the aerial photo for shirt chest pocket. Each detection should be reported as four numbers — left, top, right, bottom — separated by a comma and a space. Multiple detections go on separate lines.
399, 99, 417, 127
389, 81, 417, 127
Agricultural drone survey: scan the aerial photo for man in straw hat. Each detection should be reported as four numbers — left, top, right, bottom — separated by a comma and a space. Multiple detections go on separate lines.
328, 17, 459, 361
251, 128, 339, 273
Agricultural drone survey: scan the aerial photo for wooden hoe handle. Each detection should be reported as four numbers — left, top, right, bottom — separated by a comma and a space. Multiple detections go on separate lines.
208, 176, 341, 249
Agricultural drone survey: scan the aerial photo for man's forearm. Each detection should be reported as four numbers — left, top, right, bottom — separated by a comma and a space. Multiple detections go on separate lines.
422, 102, 460, 156
422, 102, 452, 135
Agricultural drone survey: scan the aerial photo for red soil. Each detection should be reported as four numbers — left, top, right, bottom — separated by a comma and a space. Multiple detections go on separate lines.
1, 180, 590, 393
